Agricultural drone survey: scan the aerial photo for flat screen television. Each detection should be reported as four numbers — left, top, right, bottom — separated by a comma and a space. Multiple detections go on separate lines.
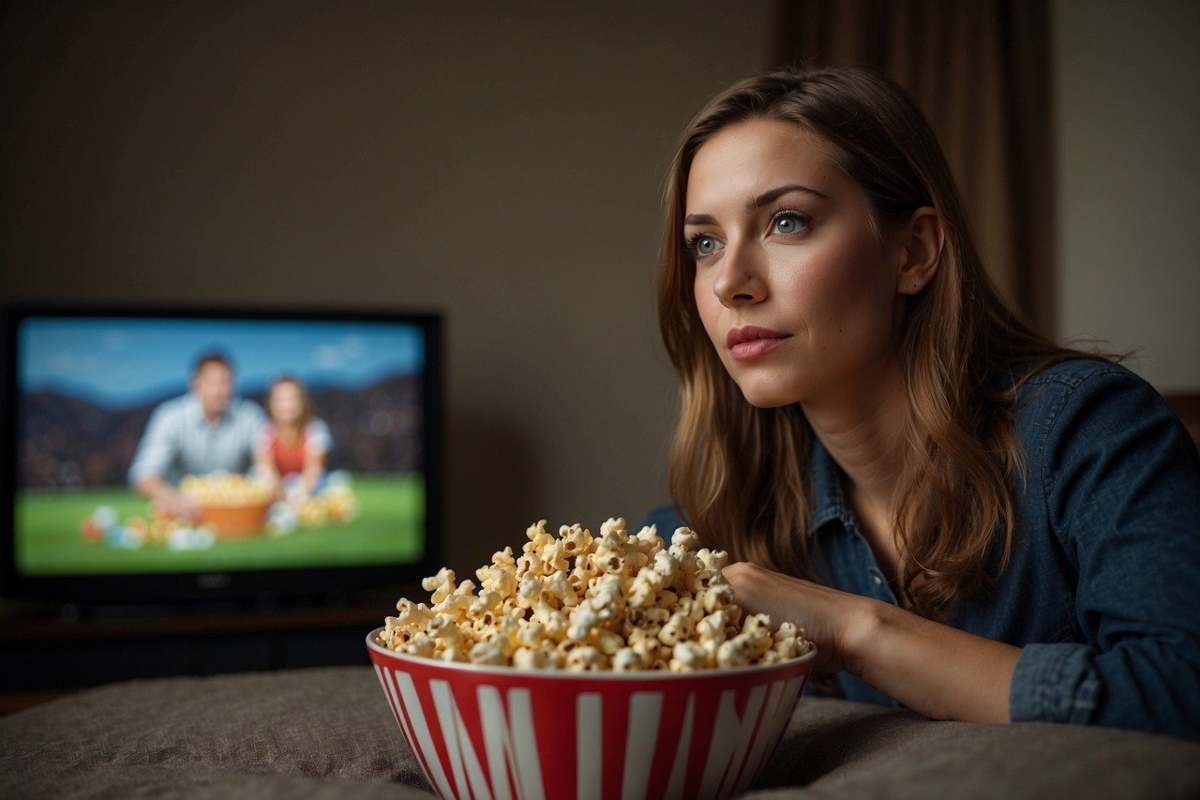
0, 304, 442, 607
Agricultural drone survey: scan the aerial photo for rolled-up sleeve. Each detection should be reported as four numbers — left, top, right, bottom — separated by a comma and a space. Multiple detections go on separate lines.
128, 404, 177, 485
1010, 368, 1200, 739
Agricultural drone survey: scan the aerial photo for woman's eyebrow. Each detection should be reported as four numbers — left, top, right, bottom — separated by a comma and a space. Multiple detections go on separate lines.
751, 183, 828, 207
684, 183, 829, 225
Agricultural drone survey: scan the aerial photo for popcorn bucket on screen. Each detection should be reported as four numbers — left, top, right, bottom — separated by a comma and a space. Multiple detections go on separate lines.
197, 501, 271, 538
367, 629, 815, 800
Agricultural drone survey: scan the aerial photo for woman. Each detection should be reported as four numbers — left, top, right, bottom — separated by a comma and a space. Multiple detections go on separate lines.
254, 375, 332, 506
644, 66, 1200, 739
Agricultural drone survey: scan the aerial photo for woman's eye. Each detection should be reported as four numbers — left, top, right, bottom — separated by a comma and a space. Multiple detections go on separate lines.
771, 212, 810, 235
687, 234, 722, 258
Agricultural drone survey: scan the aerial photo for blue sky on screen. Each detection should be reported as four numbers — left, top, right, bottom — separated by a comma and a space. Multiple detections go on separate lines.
19, 317, 424, 408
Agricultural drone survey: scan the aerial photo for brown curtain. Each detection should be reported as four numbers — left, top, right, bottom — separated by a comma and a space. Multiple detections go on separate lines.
768, 0, 1055, 335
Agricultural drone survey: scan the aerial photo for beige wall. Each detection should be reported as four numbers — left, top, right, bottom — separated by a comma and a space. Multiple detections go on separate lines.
1052, 0, 1200, 391
0, 3, 773, 573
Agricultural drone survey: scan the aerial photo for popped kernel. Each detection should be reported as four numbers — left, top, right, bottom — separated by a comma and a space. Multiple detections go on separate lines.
612, 647, 642, 672
670, 641, 708, 672
565, 645, 606, 672
513, 647, 553, 670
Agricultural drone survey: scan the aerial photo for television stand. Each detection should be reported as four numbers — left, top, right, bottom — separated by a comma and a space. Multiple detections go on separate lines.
0, 587, 410, 715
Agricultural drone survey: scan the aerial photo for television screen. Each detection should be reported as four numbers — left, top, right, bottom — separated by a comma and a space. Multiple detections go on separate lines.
2, 306, 441, 603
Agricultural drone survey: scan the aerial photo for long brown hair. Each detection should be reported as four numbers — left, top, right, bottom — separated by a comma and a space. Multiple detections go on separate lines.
658, 66, 1120, 621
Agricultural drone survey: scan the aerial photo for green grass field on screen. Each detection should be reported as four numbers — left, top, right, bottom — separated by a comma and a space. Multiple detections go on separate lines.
16, 473, 424, 575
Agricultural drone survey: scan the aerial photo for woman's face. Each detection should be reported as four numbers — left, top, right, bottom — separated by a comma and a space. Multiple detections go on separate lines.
685, 117, 907, 408
270, 382, 303, 425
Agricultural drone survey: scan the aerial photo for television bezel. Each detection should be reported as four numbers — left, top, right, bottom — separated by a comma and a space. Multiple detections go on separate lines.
0, 303, 444, 606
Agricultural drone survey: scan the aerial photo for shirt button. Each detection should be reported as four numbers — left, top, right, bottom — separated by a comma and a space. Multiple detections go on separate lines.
872, 574, 883, 586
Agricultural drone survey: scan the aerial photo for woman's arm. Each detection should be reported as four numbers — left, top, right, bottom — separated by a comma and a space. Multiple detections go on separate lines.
854, 600, 1019, 723
722, 562, 1019, 723
300, 449, 326, 496
253, 440, 280, 497
1011, 367, 1200, 738
299, 419, 331, 496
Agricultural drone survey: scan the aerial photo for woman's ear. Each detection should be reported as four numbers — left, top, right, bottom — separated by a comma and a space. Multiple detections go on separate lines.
895, 207, 944, 295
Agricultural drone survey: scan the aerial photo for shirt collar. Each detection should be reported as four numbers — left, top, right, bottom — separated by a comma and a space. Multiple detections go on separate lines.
802, 362, 1023, 539
183, 393, 203, 421
806, 433, 852, 537
186, 393, 229, 426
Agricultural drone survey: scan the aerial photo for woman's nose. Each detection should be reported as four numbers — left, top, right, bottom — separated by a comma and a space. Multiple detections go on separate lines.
711, 239, 766, 307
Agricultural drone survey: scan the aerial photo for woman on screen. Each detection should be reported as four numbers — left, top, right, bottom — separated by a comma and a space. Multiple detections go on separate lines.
254, 375, 332, 506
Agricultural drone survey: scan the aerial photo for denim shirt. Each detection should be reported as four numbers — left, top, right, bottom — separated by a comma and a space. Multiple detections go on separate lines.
640, 359, 1200, 740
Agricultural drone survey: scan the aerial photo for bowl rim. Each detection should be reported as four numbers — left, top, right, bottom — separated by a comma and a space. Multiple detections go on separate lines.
366, 626, 817, 681
194, 500, 274, 510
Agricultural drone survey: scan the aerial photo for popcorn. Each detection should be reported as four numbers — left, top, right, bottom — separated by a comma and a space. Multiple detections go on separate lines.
375, 517, 812, 671
541, 572, 578, 608
593, 628, 625, 656
395, 599, 432, 630
670, 528, 700, 551
565, 646, 606, 672
422, 568, 456, 602
532, 607, 568, 641
513, 647, 553, 670
696, 609, 731, 644
657, 611, 694, 647
717, 633, 756, 668
180, 472, 272, 506
701, 582, 736, 614
404, 633, 436, 658
696, 547, 730, 572
612, 648, 642, 672
670, 641, 708, 672
469, 640, 507, 666
471, 590, 502, 616
428, 615, 463, 649
567, 605, 599, 642
627, 574, 657, 609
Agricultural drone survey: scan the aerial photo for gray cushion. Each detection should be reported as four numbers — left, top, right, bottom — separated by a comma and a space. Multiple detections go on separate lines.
2, 666, 1198, 798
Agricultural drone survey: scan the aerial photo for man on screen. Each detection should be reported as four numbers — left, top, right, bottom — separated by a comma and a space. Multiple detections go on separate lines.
129, 351, 266, 519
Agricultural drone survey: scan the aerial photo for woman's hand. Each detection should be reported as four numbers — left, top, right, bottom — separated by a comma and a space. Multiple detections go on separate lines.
724, 561, 1021, 722
721, 561, 883, 676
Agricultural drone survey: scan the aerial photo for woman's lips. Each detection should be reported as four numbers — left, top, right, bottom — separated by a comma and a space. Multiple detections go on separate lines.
730, 336, 791, 361
726, 325, 792, 361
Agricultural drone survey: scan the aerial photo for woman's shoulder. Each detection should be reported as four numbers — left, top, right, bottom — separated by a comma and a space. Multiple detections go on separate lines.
1017, 356, 1138, 390
1008, 355, 1195, 470
305, 418, 331, 437
304, 418, 332, 451
1006, 357, 1157, 420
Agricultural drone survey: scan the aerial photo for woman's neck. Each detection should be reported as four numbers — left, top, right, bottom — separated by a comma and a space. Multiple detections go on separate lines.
801, 358, 910, 529
277, 421, 302, 440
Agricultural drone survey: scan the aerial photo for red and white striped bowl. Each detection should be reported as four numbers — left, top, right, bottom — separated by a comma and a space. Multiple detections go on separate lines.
367, 628, 816, 800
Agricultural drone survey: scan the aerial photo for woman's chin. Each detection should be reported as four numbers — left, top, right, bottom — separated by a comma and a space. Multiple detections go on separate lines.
736, 380, 802, 409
